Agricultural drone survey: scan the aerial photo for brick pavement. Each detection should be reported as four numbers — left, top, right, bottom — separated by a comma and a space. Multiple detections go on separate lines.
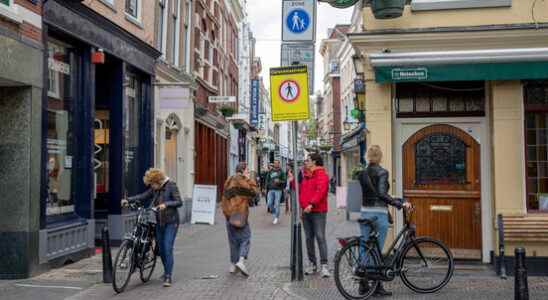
1, 195, 548, 300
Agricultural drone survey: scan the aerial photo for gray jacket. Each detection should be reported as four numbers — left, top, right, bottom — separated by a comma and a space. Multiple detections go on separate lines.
128, 180, 183, 225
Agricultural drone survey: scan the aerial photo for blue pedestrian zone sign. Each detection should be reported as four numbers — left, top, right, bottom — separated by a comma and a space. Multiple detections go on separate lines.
286, 9, 310, 34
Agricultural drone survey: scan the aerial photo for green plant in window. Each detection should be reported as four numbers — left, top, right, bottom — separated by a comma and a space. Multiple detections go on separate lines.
218, 105, 236, 117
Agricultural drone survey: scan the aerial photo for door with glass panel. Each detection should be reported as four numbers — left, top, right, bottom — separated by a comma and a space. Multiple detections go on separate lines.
403, 124, 482, 258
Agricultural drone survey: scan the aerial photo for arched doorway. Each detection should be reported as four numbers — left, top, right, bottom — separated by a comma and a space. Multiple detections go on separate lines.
403, 124, 481, 258
165, 114, 181, 182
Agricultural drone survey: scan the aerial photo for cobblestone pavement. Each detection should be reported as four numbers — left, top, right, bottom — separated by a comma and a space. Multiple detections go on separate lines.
2, 195, 548, 300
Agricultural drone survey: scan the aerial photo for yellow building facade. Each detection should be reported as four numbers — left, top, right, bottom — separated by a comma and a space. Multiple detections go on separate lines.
350, 0, 548, 270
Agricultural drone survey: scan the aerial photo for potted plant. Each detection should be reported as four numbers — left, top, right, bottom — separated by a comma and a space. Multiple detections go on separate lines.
232, 121, 244, 130
351, 164, 366, 180
319, 144, 333, 151
218, 105, 236, 117
371, 0, 406, 19
195, 105, 208, 116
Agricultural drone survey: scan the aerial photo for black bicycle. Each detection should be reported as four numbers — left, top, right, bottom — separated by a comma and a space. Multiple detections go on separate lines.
334, 206, 454, 299
112, 203, 158, 293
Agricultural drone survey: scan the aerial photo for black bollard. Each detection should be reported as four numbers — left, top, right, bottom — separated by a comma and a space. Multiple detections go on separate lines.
497, 214, 507, 279
514, 247, 529, 300
102, 227, 113, 283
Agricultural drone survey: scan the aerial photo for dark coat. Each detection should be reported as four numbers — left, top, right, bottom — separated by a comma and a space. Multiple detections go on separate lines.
358, 163, 402, 209
128, 180, 183, 225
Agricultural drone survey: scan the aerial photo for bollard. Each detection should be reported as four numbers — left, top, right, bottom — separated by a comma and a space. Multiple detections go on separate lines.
497, 214, 507, 279
514, 247, 529, 300
102, 227, 113, 283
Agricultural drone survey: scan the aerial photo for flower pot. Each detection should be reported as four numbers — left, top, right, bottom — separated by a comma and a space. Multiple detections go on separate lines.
232, 122, 244, 129
195, 106, 208, 116
371, 0, 405, 19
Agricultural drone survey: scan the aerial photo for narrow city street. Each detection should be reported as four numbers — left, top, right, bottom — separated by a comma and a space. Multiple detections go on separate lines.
1, 196, 547, 300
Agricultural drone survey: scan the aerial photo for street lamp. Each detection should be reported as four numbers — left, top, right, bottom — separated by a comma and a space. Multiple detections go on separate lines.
352, 53, 365, 78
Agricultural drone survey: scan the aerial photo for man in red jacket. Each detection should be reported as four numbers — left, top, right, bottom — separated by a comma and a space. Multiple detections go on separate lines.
295, 152, 330, 277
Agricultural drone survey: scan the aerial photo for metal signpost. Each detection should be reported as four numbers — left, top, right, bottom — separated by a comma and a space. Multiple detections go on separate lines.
270, 65, 310, 281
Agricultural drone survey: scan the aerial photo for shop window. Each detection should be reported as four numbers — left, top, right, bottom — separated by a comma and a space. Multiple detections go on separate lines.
525, 80, 548, 212
124, 72, 142, 197
396, 81, 485, 118
46, 38, 76, 217
415, 133, 467, 184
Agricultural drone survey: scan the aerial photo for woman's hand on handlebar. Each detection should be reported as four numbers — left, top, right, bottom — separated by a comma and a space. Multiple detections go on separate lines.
156, 203, 167, 210
402, 202, 413, 210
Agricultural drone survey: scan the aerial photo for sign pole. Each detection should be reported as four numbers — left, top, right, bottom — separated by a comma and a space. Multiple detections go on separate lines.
291, 120, 304, 281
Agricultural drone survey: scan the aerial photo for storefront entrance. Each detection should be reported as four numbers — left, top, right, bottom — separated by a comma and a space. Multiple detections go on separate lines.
403, 124, 482, 258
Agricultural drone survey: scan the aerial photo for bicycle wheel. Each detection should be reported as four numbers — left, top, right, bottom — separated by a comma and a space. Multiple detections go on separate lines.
399, 237, 454, 293
334, 239, 381, 300
113, 240, 134, 293
140, 239, 157, 283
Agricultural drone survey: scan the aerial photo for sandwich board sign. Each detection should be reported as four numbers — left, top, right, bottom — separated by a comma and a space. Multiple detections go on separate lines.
270, 65, 310, 122
281, 42, 315, 94
191, 184, 217, 225
282, 0, 316, 42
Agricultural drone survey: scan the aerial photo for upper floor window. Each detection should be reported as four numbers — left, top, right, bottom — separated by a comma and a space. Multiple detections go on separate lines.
172, 0, 180, 66
158, 0, 168, 56
411, 0, 511, 11
125, 0, 140, 20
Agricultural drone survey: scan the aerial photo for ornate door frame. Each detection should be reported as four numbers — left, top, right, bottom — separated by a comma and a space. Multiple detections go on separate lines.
394, 117, 494, 262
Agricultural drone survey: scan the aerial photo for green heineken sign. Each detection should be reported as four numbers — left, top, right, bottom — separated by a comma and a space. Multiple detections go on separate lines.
391, 68, 428, 81
318, 0, 360, 9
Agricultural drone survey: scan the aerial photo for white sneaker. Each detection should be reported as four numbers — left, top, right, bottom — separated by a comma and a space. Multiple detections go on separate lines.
320, 264, 331, 278
304, 262, 317, 275
235, 257, 249, 277
273, 218, 279, 225
229, 264, 237, 273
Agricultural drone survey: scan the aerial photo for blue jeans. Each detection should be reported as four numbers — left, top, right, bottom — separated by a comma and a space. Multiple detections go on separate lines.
226, 222, 251, 263
155, 223, 178, 277
267, 190, 282, 218
359, 211, 389, 266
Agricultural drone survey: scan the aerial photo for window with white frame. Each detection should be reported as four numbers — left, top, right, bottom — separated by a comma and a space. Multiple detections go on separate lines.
183, 0, 191, 71
125, 0, 140, 20
172, 0, 180, 66
158, 0, 168, 56
411, 0, 511, 11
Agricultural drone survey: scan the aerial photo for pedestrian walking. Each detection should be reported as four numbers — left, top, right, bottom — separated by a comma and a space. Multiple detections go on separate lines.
357, 145, 412, 296
292, 153, 331, 278
265, 160, 286, 224
221, 162, 258, 277
123, 168, 182, 287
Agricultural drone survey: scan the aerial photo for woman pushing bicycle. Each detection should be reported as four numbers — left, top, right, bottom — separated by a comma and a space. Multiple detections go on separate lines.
357, 145, 412, 296
122, 168, 182, 287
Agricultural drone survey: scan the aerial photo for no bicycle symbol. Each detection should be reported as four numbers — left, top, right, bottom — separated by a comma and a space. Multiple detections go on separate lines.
279, 80, 300, 102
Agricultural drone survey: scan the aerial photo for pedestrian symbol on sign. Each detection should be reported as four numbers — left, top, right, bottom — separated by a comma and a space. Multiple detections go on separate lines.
279, 80, 300, 102
286, 9, 310, 34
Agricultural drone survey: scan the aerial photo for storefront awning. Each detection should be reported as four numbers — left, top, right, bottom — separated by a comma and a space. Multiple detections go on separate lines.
370, 48, 548, 83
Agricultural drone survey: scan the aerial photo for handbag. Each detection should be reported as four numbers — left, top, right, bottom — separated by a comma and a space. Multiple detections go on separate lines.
229, 211, 247, 228
362, 170, 394, 225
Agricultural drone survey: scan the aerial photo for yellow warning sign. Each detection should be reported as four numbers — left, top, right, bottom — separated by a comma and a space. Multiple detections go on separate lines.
270, 65, 310, 122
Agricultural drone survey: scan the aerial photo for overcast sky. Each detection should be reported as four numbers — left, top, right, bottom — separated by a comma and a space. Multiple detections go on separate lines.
247, 1, 354, 94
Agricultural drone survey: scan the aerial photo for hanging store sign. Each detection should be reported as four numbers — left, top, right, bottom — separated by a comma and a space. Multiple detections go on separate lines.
282, 0, 316, 42
250, 79, 260, 127
318, 0, 360, 9
270, 65, 310, 122
208, 96, 237, 103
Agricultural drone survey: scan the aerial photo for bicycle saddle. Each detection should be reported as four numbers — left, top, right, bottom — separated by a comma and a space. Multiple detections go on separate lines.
357, 216, 378, 226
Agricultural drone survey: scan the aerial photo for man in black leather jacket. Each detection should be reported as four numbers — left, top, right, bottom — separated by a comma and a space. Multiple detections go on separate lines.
358, 146, 411, 297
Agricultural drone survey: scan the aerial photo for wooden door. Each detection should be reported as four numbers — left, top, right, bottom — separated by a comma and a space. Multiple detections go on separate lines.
165, 130, 177, 182
403, 124, 481, 258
